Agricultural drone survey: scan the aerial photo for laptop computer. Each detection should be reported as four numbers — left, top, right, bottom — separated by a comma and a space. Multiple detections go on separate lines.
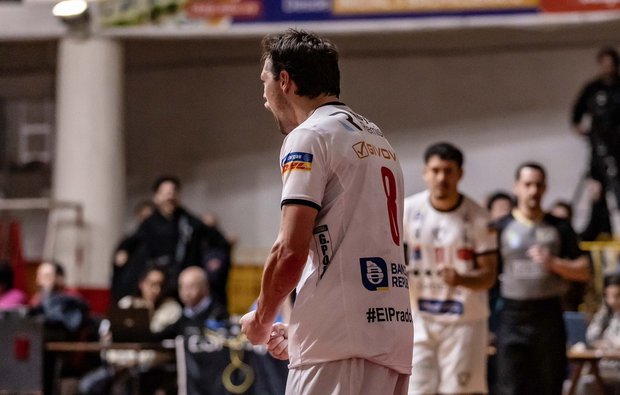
108, 307, 153, 343
564, 311, 588, 346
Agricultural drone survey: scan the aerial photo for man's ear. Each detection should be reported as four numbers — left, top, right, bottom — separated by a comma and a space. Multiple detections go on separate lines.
279, 70, 291, 93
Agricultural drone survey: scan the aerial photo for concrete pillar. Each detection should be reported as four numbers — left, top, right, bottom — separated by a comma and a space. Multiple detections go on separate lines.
52, 36, 124, 288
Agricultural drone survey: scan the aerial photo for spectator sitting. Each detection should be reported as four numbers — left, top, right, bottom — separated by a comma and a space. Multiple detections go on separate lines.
80, 265, 181, 395
116, 264, 182, 334
582, 273, 620, 393
29, 261, 96, 395
30, 260, 81, 307
0, 260, 27, 309
160, 266, 227, 339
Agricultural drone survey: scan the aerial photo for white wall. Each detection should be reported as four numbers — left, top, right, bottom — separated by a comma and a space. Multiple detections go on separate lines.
123, 35, 603, 260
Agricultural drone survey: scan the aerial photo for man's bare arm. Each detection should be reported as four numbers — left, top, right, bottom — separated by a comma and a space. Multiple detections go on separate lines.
241, 204, 317, 344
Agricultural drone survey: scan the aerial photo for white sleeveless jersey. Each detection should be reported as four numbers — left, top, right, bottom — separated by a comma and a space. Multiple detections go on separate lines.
280, 102, 413, 374
403, 191, 496, 324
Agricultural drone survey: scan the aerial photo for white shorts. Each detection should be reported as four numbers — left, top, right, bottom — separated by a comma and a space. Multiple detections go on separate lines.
408, 318, 488, 395
286, 358, 409, 395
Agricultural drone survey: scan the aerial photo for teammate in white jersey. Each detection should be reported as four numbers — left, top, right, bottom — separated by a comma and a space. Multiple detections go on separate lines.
403, 143, 497, 395
240, 30, 413, 395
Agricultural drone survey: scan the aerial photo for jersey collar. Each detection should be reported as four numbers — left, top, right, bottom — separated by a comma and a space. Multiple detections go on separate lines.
512, 208, 545, 226
315, 101, 346, 109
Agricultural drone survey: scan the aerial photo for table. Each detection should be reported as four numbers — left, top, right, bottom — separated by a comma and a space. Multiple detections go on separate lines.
565, 348, 620, 395
46, 341, 176, 394
46, 340, 175, 352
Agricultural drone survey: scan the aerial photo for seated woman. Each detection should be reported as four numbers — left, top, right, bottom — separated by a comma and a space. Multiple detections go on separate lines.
584, 273, 620, 394
80, 264, 181, 395
116, 264, 182, 334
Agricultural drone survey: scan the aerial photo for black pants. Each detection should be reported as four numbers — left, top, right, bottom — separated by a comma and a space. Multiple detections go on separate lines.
496, 297, 566, 395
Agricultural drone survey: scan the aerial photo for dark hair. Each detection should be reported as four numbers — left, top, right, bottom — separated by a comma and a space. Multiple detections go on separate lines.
487, 191, 514, 211
138, 263, 167, 285
424, 142, 464, 168
515, 162, 546, 181
604, 272, 620, 288
0, 261, 14, 290
42, 260, 65, 278
597, 46, 620, 69
261, 29, 340, 99
152, 175, 181, 193
551, 200, 573, 220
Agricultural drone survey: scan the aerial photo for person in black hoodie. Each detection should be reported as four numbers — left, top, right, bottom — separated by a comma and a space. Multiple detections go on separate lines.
160, 266, 227, 339
572, 46, 620, 241
130, 175, 230, 296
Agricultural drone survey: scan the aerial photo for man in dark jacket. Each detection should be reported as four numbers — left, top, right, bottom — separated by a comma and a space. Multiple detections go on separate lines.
572, 46, 620, 240
131, 175, 230, 297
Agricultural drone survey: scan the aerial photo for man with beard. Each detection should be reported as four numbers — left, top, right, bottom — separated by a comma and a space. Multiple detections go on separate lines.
133, 175, 230, 297
404, 142, 497, 395
495, 163, 590, 395
240, 29, 412, 394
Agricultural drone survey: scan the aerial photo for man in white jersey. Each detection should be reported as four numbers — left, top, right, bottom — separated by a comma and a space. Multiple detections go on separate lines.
240, 29, 413, 395
404, 142, 497, 395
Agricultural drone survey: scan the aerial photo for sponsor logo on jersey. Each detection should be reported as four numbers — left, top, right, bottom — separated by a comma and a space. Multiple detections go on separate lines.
360, 257, 408, 291
418, 298, 464, 315
281, 152, 313, 174
413, 245, 422, 261
360, 257, 389, 291
365, 306, 412, 323
352, 141, 397, 161
313, 225, 333, 281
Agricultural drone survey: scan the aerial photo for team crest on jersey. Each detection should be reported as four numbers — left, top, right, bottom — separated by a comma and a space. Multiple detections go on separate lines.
360, 257, 389, 291
281, 152, 313, 174
506, 230, 521, 249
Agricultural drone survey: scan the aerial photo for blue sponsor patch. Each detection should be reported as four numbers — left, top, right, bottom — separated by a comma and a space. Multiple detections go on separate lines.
281, 152, 313, 174
360, 257, 389, 291
418, 299, 464, 315
281, 152, 313, 166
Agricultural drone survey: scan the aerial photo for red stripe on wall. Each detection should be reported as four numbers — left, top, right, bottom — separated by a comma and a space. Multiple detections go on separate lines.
77, 288, 111, 315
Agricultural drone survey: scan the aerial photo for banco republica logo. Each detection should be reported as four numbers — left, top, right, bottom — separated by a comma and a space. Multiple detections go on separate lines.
360, 257, 389, 291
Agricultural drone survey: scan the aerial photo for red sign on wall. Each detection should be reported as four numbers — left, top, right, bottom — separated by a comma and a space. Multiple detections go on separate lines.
541, 0, 620, 12
185, 0, 262, 20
